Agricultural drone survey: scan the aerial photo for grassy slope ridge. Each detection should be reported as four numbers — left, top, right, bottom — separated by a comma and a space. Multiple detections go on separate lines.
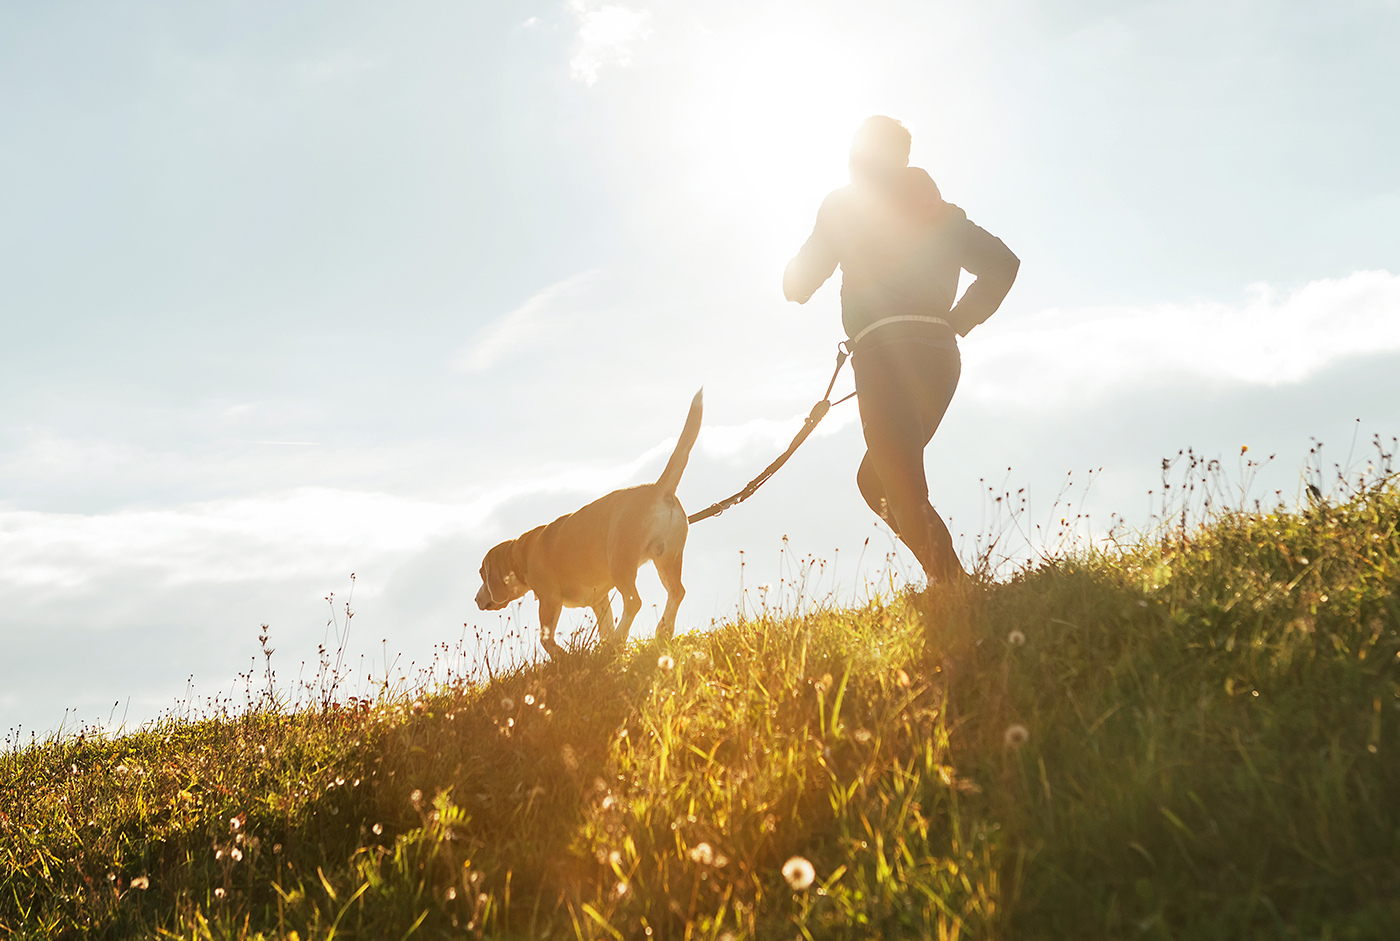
2, 484, 1399, 940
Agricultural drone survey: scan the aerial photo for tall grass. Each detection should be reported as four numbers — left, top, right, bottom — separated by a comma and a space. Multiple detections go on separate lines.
2, 453, 1398, 939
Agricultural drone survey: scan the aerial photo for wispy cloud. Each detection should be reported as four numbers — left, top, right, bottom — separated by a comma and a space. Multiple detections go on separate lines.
963, 270, 1400, 407
569, 1, 652, 85
455, 270, 600, 371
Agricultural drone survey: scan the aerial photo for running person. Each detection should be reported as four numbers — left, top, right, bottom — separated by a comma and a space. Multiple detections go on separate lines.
784, 116, 1019, 583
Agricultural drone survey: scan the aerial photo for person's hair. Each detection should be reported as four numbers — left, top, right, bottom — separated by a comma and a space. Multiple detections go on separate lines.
849, 116, 911, 181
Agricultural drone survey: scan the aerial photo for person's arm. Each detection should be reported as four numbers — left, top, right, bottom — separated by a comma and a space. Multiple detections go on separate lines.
947, 216, 1019, 336
783, 197, 839, 304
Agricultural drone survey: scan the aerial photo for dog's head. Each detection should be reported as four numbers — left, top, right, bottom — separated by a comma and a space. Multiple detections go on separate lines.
475, 539, 529, 611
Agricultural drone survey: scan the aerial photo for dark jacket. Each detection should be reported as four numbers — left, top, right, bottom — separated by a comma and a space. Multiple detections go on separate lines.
783, 167, 1019, 343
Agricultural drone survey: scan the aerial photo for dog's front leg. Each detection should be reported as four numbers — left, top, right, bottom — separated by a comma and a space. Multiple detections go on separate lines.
536, 596, 567, 661
592, 596, 616, 645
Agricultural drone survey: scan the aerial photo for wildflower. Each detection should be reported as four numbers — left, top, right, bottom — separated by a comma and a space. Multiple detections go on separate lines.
782, 855, 816, 890
501, 696, 516, 712
1004, 724, 1030, 748
229, 812, 246, 832
214, 887, 226, 900
230, 847, 243, 862
410, 789, 423, 808
372, 823, 384, 835
524, 693, 535, 705
1007, 630, 1026, 647
657, 654, 675, 671
335, 777, 345, 787
689, 842, 714, 865
106, 872, 116, 882
130, 875, 150, 890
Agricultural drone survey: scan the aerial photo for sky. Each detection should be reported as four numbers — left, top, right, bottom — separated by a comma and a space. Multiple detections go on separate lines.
2, 0, 1398, 738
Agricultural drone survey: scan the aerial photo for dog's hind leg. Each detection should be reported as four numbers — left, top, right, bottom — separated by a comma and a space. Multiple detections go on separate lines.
592, 596, 616, 645
537, 596, 567, 661
654, 552, 685, 643
611, 573, 644, 648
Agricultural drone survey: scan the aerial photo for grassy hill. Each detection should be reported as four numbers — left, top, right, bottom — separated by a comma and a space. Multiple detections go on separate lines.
3, 476, 1398, 939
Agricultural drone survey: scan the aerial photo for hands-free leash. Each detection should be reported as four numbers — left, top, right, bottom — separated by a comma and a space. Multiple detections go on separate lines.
687, 343, 857, 524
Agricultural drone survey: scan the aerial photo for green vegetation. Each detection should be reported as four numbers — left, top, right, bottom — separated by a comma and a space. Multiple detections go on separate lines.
3, 474, 1399, 939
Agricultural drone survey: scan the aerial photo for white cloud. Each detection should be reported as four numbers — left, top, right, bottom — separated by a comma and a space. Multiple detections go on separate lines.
569, 1, 652, 85
962, 270, 1400, 408
455, 270, 600, 371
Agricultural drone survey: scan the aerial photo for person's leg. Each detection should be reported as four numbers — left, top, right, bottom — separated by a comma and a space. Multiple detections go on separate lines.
856, 451, 899, 536
854, 345, 964, 582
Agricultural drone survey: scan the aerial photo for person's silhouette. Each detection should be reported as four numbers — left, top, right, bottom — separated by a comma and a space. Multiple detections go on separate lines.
785, 115, 1019, 583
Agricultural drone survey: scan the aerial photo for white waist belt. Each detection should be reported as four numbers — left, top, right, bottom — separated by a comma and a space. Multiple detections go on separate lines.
848, 315, 952, 349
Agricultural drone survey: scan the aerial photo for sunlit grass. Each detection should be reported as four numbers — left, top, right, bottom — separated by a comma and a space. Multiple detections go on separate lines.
3, 460, 1398, 938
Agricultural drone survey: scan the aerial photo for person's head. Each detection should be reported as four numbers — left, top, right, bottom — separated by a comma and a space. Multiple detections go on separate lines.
849, 115, 911, 185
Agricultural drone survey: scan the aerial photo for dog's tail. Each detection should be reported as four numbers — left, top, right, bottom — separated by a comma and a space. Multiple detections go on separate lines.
655, 388, 704, 496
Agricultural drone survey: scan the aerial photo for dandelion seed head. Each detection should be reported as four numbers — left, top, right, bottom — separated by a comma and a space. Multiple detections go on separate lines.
1004, 724, 1030, 747
1007, 630, 1026, 647
782, 855, 816, 890
501, 696, 516, 712
657, 654, 675, 671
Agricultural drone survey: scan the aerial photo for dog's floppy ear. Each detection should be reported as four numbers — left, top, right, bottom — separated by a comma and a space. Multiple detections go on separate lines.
482, 540, 515, 602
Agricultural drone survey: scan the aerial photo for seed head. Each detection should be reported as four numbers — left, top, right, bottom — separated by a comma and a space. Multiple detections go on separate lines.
782, 855, 816, 890
1007, 630, 1026, 647
657, 654, 675, 671
501, 696, 516, 712
1004, 724, 1030, 748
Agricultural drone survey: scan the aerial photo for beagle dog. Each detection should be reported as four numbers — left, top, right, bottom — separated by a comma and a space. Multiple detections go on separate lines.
475, 390, 703, 660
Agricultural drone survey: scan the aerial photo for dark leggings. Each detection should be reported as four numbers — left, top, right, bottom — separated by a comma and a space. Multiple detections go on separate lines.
852, 342, 965, 582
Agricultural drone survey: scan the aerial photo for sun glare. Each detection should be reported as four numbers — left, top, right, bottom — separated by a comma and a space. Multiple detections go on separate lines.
665, 15, 882, 263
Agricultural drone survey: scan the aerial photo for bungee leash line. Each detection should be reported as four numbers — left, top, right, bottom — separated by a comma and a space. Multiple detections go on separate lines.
687, 343, 857, 525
